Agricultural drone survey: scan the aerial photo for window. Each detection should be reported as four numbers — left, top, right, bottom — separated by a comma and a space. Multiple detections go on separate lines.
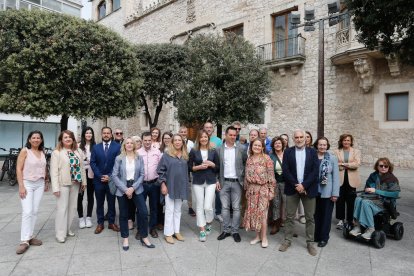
223, 24, 244, 37
386, 93, 409, 121
62, 3, 80, 17
42, 0, 61, 12
5, 0, 16, 9
272, 7, 299, 59
112, 0, 120, 11
98, 1, 106, 20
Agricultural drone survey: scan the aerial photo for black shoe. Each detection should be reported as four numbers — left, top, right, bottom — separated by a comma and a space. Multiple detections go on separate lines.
232, 233, 241, 242
317, 241, 328, 247
122, 245, 129, 251
188, 208, 196, 217
104, 213, 108, 221
140, 238, 155, 249
217, 232, 231, 240
135, 232, 141, 241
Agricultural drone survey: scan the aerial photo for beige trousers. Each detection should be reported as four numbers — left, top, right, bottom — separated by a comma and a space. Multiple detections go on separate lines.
55, 183, 79, 240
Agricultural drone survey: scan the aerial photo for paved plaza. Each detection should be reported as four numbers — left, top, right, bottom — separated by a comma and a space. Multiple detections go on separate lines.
0, 166, 413, 276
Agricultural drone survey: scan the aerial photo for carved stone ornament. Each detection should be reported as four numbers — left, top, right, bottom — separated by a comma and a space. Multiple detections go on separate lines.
278, 67, 286, 76
385, 53, 401, 77
353, 58, 374, 93
186, 0, 196, 23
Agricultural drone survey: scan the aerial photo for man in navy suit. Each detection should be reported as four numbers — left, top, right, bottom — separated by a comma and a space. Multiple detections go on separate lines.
279, 129, 319, 256
90, 127, 121, 234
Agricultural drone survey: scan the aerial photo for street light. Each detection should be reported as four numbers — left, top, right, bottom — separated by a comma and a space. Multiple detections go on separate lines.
291, 1, 348, 138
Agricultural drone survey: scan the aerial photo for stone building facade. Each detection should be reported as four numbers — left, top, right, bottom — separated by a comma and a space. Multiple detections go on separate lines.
90, 0, 414, 168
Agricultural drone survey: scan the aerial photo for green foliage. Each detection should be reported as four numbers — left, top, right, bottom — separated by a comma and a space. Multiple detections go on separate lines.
176, 34, 270, 126
346, 0, 414, 64
135, 43, 189, 127
0, 10, 142, 128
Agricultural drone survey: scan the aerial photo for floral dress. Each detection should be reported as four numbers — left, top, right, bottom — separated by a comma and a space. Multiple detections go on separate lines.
243, 154, 276, 232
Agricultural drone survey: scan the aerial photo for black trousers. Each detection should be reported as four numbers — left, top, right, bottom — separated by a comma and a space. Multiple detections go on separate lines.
77, 176, 94, 218
335, 171, 356, 223
314, 196, 334, 242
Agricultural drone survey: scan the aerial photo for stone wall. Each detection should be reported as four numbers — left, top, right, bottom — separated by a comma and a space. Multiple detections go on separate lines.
89, 0, 414, 167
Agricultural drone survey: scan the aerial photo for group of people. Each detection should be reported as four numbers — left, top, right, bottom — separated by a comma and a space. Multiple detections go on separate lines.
14, 122, 400, 257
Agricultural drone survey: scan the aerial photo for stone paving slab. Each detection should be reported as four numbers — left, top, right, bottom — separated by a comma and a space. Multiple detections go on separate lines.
0, 166, 413, 275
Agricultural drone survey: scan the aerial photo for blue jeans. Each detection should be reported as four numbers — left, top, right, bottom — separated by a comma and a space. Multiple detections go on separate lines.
141, 183, 160, 229
94, 182, 116, 225
118, 193, 148, 238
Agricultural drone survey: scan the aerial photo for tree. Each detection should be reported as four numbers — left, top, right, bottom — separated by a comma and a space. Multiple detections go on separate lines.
176, 34, 270, 136
135, 43, 188, 128
0, 10, 142, 130
346, 0, 414, 64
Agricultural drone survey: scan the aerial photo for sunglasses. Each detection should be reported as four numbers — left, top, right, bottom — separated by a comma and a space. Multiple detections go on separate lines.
115, 132, 123, 135
378, 164, 389, 168
234, 128, 241, 130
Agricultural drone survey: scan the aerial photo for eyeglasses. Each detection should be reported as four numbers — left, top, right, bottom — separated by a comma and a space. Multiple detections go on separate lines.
115, 132, 123, 135
234, 128, 241, 130
378, 164, 389, 168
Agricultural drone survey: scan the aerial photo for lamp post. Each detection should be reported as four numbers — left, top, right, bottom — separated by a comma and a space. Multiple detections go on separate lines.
291, 1, 348, 138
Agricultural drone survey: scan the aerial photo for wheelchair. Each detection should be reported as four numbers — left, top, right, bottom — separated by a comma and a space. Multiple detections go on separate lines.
343, 203, 404, 249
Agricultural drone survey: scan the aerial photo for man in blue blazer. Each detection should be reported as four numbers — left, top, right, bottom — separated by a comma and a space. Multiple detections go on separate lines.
279, 129, 319, 256
90, 127, 121, 234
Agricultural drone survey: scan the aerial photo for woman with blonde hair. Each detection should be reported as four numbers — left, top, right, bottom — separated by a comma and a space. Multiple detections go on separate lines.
112, 137, 154, 250
243, 138, 276, 248
51, 130, 86, 243
188, 130, 219, 242
157, 134, 189, 244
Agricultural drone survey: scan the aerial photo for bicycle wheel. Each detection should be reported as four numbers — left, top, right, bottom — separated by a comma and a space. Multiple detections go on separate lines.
8, 159, 17, 186
1, 158, 9, 181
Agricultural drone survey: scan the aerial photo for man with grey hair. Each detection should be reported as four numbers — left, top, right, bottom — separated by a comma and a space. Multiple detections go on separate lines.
279, 129, 319, 256
259, 128, 271, 154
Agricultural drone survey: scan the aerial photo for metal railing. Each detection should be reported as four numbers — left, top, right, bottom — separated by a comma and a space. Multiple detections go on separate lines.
257, 36, 306, 62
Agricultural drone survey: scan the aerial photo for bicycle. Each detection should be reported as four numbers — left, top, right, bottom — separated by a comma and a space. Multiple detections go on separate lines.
44, 147, 53, 180
1, 148, 21, 186
0, 147, 7, 181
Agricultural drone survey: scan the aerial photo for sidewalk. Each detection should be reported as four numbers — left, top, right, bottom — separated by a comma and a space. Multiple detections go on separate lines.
0, 166, 413, 275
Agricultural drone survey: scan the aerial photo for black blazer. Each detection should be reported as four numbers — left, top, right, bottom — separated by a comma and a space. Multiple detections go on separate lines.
188, 148, 219, 185
282, 146, 319, 198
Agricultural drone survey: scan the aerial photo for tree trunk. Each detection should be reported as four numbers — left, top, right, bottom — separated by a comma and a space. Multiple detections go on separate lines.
151, 95, 164, 128
217, 123, 222, 139
60, 114, 69, 131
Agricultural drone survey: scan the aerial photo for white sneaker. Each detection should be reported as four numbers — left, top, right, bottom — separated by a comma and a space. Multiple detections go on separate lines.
336, 220, 343, 230
79, 218, 86, 229
85, 217, 93, 228
299, 216, 306, 224
215, 214, 223, 223
361, 228, 375, 240
350, 225, 361, 236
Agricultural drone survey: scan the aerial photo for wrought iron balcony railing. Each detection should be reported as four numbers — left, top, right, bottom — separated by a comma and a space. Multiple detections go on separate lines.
257, 36, 306, 62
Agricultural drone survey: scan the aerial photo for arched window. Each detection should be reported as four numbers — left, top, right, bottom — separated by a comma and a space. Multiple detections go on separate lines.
112, 0, 120, 11
97, 1, 106, 19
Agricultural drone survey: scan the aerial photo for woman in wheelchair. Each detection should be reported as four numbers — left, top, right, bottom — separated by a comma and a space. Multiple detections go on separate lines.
349, 157, 400, 240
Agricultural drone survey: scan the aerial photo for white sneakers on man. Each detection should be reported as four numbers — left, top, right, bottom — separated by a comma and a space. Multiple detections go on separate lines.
85, 217, 93, 228
361, 228, 375, 240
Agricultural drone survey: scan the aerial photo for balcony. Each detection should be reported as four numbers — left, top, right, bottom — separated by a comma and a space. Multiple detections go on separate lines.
256, 36, 306, 75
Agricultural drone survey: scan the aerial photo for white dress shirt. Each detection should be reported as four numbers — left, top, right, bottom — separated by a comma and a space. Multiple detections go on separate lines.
295, 147, 306, 183
223, 142, 237, 179
126, 158, 135, 180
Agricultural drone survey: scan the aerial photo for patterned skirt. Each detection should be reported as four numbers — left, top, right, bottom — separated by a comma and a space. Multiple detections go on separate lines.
243, 183, 270, 232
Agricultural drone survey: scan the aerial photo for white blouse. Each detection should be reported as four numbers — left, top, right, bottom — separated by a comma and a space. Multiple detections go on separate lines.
201, 150, 208, 162
126, 158, 135, 180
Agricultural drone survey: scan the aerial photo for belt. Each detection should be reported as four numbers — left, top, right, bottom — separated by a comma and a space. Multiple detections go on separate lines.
224, 178, 239, 182
143, 178, 158, 185
126, 180, 134, 188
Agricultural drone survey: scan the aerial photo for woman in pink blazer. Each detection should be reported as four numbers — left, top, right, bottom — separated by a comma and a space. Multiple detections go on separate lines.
333, 134, 361, 230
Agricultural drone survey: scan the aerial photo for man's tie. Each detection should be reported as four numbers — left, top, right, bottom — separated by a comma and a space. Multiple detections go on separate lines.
104, 143, 109, 156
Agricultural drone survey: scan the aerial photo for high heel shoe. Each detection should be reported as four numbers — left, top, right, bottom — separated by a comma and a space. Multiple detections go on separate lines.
140, 238, 155, 248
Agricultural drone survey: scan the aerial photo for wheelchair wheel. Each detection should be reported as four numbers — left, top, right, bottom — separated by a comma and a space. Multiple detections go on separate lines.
392, 222, 404, 240
372, 230, 386, 249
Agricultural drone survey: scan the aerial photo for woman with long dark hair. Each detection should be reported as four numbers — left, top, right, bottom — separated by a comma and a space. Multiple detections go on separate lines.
15, 131, 49, 254
77, 127, 96, 229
